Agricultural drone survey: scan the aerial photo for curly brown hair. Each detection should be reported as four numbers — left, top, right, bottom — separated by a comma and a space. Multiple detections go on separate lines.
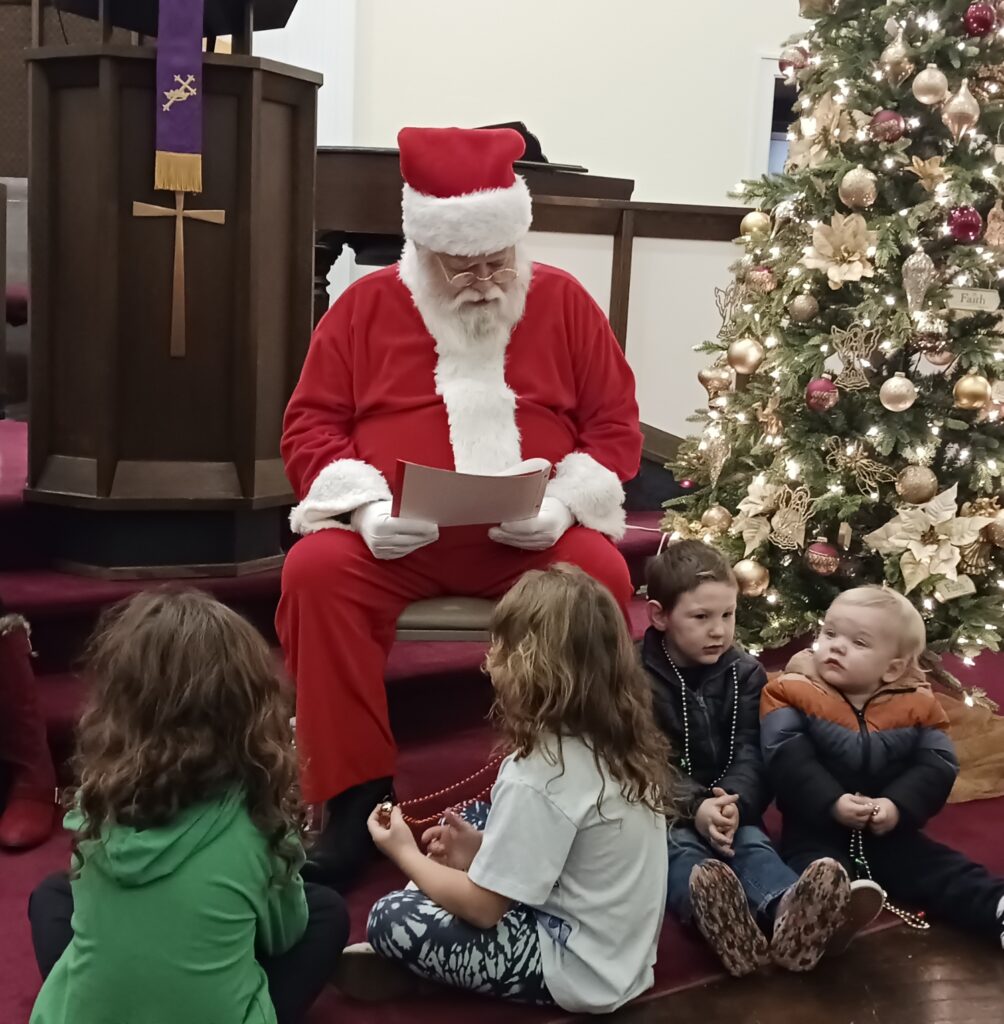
486, 564, 680, 817
71, 589, 304, 875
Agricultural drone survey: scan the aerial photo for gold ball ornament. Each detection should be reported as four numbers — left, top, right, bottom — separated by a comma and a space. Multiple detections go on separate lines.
879, 372, 918, 412
983, 509, 1004, 548
953, 372, 992, 409
727, 337, 766, 375
838, 166, 879, 211
879, 28, 916, 87
733, 559, 770, 597
896, 465, 939, 504
740, 211, 772, 241
942, 79, 981, 144
913, 63, 950, 106
788, 294, 820, 323
700, 505, 734, 533
925, 348, 956, 368
698, 365, 734, 401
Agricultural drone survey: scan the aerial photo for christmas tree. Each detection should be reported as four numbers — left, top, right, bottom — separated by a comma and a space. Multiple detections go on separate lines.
669, 0, 1004, 686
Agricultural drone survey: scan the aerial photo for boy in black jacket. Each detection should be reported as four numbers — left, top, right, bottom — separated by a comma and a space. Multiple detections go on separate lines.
643, 541, 881, 976
762, 585, 1004, 947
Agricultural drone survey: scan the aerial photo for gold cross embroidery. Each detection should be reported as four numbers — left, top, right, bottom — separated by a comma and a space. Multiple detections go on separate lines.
163, 74, 198, 112
132, 191, 226, 358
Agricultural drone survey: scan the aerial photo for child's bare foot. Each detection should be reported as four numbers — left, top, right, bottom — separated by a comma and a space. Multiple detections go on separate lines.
827, 879, 885, 955
689, 860, 769, 977
771, 858, 851, 971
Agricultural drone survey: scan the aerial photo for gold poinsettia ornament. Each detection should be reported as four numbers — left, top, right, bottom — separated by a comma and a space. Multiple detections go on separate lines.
802, 213, 879, 289
906, 156, 954, 194
864, 484, 997, 593
786, 93, 870, 172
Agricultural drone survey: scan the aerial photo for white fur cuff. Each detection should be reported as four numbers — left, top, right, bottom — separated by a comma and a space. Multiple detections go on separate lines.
545, 452, 627, 541
402, 178, 532, 256
289, 459, 392, 536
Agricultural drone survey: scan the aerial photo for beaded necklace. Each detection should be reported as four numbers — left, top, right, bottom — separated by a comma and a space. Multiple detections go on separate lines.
390, 754, 507, 830
850, 825, 930, 931
661, 638, 738, 784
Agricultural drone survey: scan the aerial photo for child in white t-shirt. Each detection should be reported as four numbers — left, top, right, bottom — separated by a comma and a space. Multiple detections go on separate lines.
339, 564, 674, 1014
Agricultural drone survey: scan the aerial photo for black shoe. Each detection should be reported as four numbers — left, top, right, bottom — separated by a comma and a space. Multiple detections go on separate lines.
301, 776, 393, 892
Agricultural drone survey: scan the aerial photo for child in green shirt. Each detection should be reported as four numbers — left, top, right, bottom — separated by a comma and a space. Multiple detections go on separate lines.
28, 589, 348, 1024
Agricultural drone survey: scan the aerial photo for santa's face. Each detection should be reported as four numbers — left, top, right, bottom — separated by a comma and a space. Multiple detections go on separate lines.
413, 244, 529, 339
433, 247, 517, 306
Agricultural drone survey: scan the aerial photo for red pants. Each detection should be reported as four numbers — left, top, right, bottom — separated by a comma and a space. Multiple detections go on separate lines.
275, 525, 633, 803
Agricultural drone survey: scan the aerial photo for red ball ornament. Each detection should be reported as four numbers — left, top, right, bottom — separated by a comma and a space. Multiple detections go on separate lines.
778, 46, 810, 73
805, 540, 841, 577
680, 479, 695, 491
948, 205, 984, 243
805, 377, 840, 412
964, 2, 997, 36
870, 110, 907, 144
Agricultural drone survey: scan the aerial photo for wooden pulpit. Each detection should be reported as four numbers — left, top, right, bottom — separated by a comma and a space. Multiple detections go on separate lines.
25, 0, 321, 576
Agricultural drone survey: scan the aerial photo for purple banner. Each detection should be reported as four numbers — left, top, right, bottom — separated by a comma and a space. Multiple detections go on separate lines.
155, 0, 206, 192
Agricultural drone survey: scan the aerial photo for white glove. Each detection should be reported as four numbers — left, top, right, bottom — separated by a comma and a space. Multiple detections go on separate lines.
350, 500, 439, 560
488, 497, 574, 551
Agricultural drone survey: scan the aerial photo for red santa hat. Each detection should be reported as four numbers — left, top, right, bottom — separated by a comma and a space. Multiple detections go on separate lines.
398, 126, 533, 256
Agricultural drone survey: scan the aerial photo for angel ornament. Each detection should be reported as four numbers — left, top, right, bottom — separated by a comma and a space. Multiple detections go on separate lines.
754, 394, 784, 442
986, 200, 1004, 251
714, 281, 747, 340
769, 485, 816, 550
832, 322, 882, 391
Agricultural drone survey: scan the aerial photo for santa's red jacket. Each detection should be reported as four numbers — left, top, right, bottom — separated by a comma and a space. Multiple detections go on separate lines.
282, 257, 642, 534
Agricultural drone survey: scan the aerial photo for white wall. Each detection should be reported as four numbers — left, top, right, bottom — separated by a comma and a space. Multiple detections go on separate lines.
352, 0, 804, 206
254, 0, 357, 146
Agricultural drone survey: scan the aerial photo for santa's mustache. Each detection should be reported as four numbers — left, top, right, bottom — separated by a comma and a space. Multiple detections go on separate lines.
447, 284, 506, 309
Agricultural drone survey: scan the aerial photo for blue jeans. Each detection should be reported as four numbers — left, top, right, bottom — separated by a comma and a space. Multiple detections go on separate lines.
666, 825, 798, 925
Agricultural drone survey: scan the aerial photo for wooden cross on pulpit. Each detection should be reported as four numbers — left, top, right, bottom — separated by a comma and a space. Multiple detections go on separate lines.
132, 191, 226, 357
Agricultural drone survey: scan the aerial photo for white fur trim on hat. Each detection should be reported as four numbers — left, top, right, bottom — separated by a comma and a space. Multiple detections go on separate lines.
545, 452, 627, 540
402, 177, 532, 256
289, 459, 392, 536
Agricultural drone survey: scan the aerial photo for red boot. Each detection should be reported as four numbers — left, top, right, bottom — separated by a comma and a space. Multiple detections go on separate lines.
0, 615, 58, 850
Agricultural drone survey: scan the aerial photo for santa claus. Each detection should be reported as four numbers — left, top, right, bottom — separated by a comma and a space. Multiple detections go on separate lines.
278, 126, 642, 887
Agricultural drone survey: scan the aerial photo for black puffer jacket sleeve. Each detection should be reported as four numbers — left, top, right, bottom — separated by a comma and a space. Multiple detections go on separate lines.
716, 659, 771, 825
880, 722, 959, 830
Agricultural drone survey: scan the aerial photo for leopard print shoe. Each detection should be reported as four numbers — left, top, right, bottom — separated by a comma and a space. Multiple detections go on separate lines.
689, 860, 770, 977
771, 858, 851, 972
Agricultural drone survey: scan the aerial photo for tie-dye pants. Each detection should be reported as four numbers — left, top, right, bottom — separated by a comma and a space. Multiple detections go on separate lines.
366, 803, 553, 1004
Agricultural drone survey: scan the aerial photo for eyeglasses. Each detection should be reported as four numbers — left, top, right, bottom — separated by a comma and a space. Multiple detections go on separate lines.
437, 257, 519, 289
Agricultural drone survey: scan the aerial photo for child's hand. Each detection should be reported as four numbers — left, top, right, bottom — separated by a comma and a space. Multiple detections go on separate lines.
367, 804, 418, 864
711, 788, 740, 829
868, 798, 900, 836
421, 809, 484, 871
695, 792, 740, 858
832, 793, 875, 829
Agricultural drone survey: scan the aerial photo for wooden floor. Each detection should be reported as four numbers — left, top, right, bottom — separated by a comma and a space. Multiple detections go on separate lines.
615, 927, 1003, 1024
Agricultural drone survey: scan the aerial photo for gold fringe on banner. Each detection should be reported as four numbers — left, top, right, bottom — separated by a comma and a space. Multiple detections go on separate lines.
154, 151, 203, 194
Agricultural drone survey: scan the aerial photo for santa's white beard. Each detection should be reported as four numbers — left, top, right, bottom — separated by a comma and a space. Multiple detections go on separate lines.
398, 241, 531, 351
